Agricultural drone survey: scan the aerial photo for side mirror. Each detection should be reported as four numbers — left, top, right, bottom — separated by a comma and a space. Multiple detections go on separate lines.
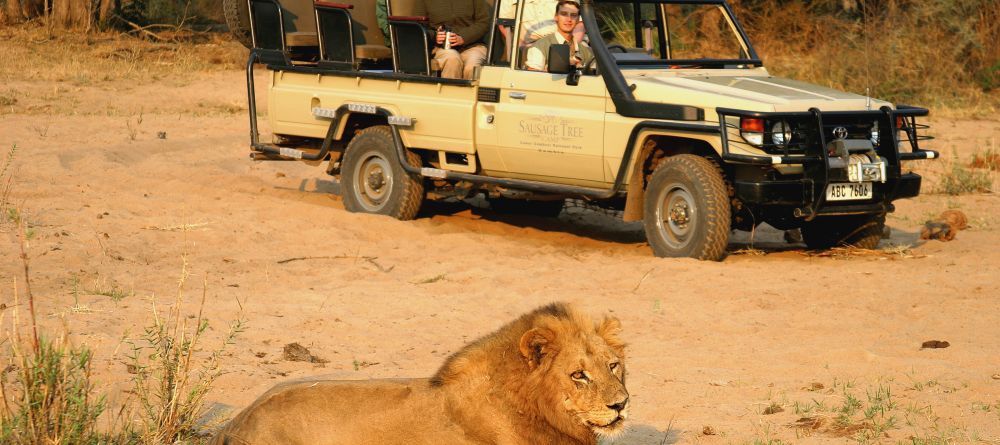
547, 44, 571, 74
547, 43, 581, 86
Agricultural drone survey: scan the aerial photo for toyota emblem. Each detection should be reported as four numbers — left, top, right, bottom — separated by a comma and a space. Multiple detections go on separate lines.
832, 126, 849, 140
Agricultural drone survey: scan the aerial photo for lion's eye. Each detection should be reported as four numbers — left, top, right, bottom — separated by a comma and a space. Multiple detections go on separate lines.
570, 371, 587, 381
609, 362, 619, 372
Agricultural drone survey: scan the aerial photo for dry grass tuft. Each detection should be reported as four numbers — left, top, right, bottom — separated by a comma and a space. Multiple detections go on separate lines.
970, 149, 1000, 171
803, 245, 924, 260
0, 23, 246, 86
937, 156, 995, 195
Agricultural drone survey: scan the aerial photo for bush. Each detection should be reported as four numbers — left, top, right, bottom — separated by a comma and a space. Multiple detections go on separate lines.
938, 161, 994, 195
0, 337, 106, 445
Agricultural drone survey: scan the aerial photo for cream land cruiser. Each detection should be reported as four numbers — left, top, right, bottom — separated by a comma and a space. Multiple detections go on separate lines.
229, 0, 938, 261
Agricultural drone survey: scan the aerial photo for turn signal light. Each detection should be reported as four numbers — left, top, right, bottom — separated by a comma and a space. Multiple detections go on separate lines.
741, 117, 765, 133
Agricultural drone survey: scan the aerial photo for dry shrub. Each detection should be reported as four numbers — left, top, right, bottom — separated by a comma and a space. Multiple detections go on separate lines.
970, 149, 1000, 171
0, 209, 243, 444
0, 335, 106, 445
937, 155, 994, 195
731, 0, 1000, 111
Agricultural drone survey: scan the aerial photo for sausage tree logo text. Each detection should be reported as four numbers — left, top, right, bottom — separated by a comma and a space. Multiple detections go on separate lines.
517, 113, 585, 151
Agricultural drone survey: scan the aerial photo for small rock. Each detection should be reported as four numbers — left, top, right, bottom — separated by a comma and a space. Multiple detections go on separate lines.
991, 374, 999, 380
125, 364, 139, 374
763, 403, 784, 415
157, 131, 167, 140
702, 426, 716, 436
809, 382, 825, 391
783, 228, 803, 244
282, 342, 328, 363
921, 340, 950, 349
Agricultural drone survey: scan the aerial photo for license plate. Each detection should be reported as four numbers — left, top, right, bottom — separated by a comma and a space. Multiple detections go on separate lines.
826, 182, 872, 201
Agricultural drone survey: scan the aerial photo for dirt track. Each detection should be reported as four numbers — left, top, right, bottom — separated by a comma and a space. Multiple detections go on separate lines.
3, 63, 1000, 443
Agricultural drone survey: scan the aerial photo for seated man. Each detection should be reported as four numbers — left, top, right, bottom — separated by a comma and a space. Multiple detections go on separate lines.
505, 0, 584, 45
524, 0, 592, 71
413, 0, 492, 79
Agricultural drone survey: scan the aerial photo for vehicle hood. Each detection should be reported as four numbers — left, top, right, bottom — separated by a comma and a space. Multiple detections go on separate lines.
626, 72, 893, 116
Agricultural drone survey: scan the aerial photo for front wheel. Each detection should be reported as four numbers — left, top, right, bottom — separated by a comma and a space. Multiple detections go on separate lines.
341, 126, 424, 220
643, 155, 731, 260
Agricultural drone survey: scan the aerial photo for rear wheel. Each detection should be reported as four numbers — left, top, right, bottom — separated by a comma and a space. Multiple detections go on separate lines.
800, 215, 885, 250
223, 0, 253, 49
341, 126, 424, 220
643, 155, 730, 260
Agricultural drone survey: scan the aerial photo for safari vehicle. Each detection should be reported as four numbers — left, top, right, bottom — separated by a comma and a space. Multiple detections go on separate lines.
230, 0, 937, 261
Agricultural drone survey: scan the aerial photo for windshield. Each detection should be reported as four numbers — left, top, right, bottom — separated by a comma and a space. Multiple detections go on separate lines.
593, 1, 757, 68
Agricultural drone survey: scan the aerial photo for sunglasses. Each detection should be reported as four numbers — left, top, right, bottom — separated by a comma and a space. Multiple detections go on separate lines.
557, 10, 580, 19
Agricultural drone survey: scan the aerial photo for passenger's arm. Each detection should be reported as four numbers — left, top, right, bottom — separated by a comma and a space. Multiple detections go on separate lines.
454, 0, 491, 45
524, 46, 545, 71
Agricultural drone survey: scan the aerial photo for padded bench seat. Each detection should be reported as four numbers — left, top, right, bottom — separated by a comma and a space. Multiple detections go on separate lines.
357, 43, 392, 59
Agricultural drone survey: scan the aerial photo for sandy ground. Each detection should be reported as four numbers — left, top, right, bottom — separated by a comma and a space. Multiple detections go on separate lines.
2, 41, 1000, 444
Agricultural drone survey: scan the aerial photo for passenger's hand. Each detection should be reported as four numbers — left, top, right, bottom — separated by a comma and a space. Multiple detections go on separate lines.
450, 34, 464, 47
436, 30, 446, 45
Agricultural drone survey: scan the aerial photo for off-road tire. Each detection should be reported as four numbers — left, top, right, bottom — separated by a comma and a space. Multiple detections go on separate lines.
488, 198, 564, 218
341, 126, 424, 220
643, 155, 731, 260
800, 215, 885, 250
224, 0, 253, 49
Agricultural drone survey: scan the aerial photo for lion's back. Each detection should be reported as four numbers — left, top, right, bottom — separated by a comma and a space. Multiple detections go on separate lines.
214, 378, 474, 445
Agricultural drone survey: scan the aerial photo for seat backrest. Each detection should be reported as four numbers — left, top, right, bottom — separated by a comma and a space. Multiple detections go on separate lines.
315, 3, 355, 69
387, 0, 420, 17
249, 0, 293, 65
340, 0, 386, 46
280, 0, 317, 34
251, 0, 286, 51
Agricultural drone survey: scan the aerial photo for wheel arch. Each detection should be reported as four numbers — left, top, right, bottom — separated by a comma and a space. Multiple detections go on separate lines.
622, 126, 728, 222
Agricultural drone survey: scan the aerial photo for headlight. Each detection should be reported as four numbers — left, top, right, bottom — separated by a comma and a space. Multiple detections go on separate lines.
771, 121, 792, 147
870, 120, 880, 145
740, 117, 764, 146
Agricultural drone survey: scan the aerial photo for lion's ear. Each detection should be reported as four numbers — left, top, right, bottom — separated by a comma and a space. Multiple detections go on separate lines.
598, 316, 625, 356
519, 327, 558, 367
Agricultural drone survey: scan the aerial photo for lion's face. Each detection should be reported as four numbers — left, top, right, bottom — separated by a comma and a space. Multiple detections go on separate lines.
519, 315, 629, 438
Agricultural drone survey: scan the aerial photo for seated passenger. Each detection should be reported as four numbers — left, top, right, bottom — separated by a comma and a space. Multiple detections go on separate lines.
505, 0, 585, 45
414, 0, 492, 79
524, 0, 592, 71
376, 1, 391, 46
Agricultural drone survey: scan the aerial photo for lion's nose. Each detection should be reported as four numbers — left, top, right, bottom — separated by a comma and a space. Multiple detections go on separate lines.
607, 398, 629, 413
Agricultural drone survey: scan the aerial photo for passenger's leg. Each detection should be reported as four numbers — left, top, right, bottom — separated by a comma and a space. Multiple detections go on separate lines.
460, 44, 488, 80
433, 48, 463, 79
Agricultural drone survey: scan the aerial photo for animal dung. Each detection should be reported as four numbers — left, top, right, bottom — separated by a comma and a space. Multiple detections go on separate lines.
921, 340, 950, 349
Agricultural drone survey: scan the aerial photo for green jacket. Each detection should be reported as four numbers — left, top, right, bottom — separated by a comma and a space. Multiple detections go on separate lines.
413, 0, 492, 45
376, 1, 391, 47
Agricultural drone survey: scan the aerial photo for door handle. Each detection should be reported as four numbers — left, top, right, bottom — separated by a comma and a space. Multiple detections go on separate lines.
509, 92, 527, 100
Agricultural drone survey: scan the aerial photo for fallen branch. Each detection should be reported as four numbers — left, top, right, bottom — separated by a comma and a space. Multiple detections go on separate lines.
112, 13, 171, 42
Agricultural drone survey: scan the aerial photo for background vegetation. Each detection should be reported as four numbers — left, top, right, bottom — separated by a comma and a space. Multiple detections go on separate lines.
1, 0, 997, 111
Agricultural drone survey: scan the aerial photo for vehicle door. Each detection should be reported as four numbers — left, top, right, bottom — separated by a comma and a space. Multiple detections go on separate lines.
493, 67, 607, 184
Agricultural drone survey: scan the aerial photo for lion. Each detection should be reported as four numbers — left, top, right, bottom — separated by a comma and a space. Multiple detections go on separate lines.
212, 303, 628, 445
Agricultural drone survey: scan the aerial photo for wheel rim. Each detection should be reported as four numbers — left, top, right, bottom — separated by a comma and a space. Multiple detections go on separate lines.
654, 182, 697, 250
353, 150, 393, 212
